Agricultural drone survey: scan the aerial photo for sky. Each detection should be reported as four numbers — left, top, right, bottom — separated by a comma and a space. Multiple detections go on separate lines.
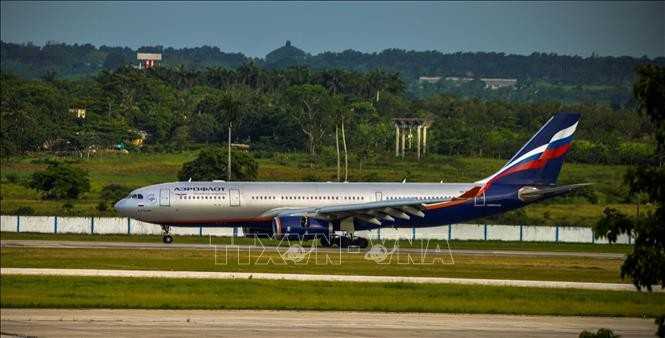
1, 1, 664, 58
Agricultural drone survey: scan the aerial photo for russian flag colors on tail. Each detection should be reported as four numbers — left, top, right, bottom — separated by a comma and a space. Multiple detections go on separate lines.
477, 112, 580, 192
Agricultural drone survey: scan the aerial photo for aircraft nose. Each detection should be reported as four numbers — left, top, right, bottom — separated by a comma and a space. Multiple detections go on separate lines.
114, 199, 130, 216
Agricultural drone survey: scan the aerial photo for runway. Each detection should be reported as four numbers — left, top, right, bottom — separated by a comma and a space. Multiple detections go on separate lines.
0, 239, 626, 259
0, 309, 657, 338
3, 267, 653, 292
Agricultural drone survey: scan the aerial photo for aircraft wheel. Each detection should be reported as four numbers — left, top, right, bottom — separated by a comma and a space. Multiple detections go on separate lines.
320, 236, 332, 247
163, 235, 173, 244
354, 237, 369, 249
340, 236, 353, 248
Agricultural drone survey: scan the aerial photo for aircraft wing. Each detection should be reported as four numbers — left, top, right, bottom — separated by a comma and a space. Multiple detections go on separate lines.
260, 186, 483, 226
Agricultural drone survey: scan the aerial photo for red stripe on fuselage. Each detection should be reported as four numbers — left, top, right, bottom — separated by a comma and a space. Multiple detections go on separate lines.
424, 198, 471, 210
275, 217, 282, 236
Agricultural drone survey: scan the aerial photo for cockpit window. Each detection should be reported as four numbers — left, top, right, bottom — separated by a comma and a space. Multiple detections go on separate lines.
137, 194, 143, 199
128, 194, 143, 199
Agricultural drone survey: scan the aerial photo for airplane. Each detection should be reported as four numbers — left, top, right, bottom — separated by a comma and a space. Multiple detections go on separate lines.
115, 112, 587, 247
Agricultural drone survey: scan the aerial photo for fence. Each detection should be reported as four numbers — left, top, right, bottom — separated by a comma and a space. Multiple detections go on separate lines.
0, 215, 632, 244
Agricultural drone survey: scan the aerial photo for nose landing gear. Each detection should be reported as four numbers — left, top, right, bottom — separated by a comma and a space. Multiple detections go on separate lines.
161, 225, 173, 244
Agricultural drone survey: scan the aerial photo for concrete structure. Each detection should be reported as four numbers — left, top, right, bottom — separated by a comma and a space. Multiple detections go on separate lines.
420, 76, 517, 90
480, 78, 517, 90
392, 118, 432, 160
137, 53, 162, 69
0, 215, 632, 244
418, 76, 443, 83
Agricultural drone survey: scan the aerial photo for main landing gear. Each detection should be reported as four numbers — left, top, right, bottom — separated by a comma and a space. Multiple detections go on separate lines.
320, 235, 369, 249
161, 225, 173, 244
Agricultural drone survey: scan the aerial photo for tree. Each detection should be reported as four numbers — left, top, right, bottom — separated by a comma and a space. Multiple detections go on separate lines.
177, 147, 258, 181
594, 65, 665, 291
28, 162, 91, 199
103, 52, 126, 70
286, 84, 335, 155
189, 113, 218, 143
99, 183, 131, 202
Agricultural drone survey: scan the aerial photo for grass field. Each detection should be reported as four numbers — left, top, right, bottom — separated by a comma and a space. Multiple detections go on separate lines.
2, 275, 663, 317
0, 151, 643, 226
0, 232, 634, 254
0, 245, 628, 283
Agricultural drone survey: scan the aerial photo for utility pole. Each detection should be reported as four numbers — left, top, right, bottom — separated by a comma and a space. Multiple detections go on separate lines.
336, 126, 341, 182
228, 123, 232, 181
342, 122, 348, 182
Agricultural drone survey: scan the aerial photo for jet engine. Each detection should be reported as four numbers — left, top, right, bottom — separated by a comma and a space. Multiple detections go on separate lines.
273, 216, 331, 240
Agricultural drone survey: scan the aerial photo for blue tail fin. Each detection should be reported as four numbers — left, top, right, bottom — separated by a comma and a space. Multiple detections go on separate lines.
477, 112, 580, 188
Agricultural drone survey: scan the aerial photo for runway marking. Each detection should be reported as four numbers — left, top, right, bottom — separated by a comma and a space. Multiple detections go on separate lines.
1, 268, 658, 292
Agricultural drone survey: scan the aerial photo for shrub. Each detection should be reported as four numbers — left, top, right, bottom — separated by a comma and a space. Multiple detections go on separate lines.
6, 173, 19, 184
97, 201, 109, 212
100, 183, 131, 202
361, 172, 381, 182
62, 200, 74, 210
178, 148, 258, 181
28, 162, 90, 199
302, 174, 322, 182
14, 206, 35, 215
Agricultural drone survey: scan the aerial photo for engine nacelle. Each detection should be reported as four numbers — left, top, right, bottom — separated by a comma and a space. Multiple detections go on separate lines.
273, 216, 331, 240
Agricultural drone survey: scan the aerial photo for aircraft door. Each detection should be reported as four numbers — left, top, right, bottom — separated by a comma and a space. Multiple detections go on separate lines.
375, 192, 383, 201
230, 189, 240, 207
160, 189, 170, 207
474, 192, 486, 206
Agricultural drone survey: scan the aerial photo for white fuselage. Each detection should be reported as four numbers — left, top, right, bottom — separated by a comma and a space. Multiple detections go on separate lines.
115, 181, 477, 224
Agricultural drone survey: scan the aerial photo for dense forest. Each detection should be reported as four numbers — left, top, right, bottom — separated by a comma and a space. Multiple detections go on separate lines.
0, 61, 656, 166
3, 40, 665, 105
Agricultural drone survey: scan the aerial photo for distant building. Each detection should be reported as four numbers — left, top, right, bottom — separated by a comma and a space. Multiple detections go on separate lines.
418, 76, 442, 83
444, 77, 474, 83
137, 53, 162, 69
480, 78, 517, 90
69, 108, 86, 119
231, 143, 251, 152
419, 76, 517, 90
131, 130, 149, 147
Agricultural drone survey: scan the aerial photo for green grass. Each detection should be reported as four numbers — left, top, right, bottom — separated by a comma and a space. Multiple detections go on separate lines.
0, 232, 634, 254
0, 246, 627, 283
2, 275, 663, 317
1, 151, 644, 226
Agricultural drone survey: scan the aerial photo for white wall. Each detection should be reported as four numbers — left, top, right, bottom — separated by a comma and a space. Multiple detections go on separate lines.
0, 215, 632, 244
1, 215, 17, 232
376, 227, 414, 240
522, 225, 557, 242
19, 216, 55, 233
58, 217, 90, 234
414, 226, 450, 240
451, 224, 485, 241
488, 225, 521, 241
